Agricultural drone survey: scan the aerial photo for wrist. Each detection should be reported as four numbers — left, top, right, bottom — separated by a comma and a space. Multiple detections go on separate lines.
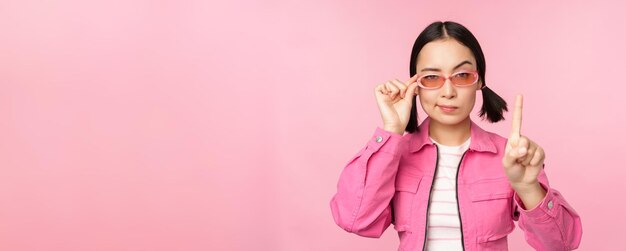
511, 181, 543, 195
512, 181, 547, 210
383, 125, 404, 135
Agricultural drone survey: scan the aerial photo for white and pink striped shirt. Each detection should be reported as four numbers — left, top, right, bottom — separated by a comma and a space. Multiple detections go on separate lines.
424, 136, 471, 251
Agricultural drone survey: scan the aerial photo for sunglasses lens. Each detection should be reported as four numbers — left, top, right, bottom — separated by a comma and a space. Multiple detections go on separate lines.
420, 75, 443, 88
451, 72, 477, 86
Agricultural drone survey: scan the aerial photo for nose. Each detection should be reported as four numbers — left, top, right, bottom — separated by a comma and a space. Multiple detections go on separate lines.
440, 77, 457, 99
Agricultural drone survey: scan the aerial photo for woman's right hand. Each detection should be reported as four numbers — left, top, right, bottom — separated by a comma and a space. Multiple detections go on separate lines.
374, 75, 419, 135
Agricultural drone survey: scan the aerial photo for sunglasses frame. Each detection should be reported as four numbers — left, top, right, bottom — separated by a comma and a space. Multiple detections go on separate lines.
416, 70, 480, 90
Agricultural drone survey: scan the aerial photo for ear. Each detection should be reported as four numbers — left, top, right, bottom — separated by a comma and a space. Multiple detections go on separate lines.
477, 79, 483, 91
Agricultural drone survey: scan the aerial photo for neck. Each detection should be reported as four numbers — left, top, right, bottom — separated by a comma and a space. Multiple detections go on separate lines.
428, 117, 471, 146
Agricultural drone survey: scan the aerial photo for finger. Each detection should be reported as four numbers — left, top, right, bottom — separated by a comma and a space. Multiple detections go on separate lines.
409, 74, 421, 96
386, 81, 400, 100
404, 81, 419, 100
375, 84, 388, 96
510, 94, 524, 142
529, 147, 545, 166
406, 74, 419, 86
392, 79, 407, 98
516, 136, 530, 158
376, 83, 389, 95
503, 145, 519, 167
521, 144, 537, 166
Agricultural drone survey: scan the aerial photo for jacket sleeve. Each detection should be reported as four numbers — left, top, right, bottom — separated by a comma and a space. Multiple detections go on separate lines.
329, 127, 408, 238
512, 165, 583, 250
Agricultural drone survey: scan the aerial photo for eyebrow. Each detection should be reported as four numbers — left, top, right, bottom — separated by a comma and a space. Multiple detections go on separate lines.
420, 60, 473, 72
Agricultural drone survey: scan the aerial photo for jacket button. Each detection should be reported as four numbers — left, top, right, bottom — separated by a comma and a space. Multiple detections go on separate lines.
375, 136, 383, 143
547, 200, 554, 209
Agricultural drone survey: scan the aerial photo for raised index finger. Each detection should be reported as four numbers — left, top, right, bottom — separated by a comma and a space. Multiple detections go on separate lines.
407, 74, 419, 84
510, 94, 523, 139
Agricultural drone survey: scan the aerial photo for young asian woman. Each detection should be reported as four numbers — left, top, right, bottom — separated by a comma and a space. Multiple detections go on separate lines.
330, 21, 582, 251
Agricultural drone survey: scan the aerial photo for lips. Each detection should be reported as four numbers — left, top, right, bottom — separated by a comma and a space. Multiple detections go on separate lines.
437, 105, 458, 109
437, 104, 458, 112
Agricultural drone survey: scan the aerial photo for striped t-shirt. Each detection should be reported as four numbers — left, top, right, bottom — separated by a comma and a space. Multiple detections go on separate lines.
424, 136, 471, 251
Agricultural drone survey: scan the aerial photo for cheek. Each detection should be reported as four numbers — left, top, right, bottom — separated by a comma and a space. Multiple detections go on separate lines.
418, 93, 437, 108
418, 92, 440, 117
461, 92, 477, 110
418, 89, 437, 99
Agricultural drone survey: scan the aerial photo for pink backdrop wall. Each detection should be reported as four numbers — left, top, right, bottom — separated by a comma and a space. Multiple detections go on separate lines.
1, 0, 624, 250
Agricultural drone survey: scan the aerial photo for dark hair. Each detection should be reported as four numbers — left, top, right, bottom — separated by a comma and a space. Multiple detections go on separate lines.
405, 21, 508, 133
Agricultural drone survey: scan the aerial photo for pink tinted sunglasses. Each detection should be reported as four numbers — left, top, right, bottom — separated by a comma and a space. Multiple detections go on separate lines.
416, 70, 480, 90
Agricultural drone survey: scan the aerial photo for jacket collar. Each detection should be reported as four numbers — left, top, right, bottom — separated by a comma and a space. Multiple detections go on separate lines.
408, 116, 497, 154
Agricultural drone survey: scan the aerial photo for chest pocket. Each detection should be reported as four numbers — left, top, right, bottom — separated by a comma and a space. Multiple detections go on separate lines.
470, 179, 515, 243
392, 169, 422, 232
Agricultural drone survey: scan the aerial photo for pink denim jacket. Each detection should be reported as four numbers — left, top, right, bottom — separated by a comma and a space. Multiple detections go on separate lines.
330, 117, 582, 250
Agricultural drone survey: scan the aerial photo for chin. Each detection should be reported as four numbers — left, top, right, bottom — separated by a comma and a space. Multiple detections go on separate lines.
430, 113, 470, 125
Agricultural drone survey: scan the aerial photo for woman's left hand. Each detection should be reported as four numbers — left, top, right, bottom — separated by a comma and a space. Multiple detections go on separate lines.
502, 95, 546, 191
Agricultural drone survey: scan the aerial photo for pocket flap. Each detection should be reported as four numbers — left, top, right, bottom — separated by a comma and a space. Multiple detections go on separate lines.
477, 222, 515, 243
471, 179, 513, 202
395, 171, 422, 193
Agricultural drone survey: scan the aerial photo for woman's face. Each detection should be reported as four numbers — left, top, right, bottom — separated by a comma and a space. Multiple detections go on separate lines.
415, 38, 483, 126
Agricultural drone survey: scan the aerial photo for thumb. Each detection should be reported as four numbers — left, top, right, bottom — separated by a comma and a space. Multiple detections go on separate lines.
503, 140, 526, 167
403, 81, 418, 101
502, 146, 518, 167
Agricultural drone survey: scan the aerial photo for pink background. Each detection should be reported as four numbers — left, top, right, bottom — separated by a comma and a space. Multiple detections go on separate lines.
1, 0, 624, 250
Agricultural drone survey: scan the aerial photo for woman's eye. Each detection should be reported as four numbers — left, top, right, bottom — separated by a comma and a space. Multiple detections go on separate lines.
455, 73, 470, 78
424, 75, 440, 80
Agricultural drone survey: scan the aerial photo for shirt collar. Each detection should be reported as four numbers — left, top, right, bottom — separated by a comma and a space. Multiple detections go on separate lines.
408, 116, 497, 154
